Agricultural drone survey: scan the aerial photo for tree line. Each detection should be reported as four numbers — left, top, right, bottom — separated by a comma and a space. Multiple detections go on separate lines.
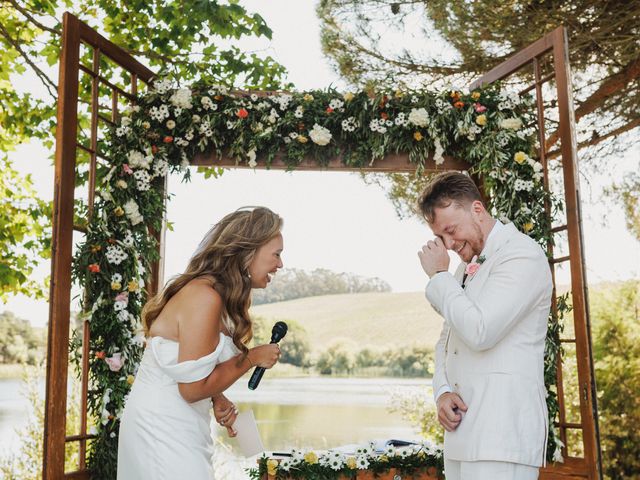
251, 268, 391, 305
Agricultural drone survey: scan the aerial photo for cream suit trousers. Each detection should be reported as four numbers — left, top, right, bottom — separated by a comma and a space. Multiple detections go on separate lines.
444, 459, 539, 480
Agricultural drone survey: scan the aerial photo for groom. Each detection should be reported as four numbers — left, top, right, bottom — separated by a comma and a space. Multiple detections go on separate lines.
417, 172, 552, 480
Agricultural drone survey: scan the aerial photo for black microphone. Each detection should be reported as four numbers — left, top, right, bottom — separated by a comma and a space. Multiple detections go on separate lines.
248, 321, 288, 390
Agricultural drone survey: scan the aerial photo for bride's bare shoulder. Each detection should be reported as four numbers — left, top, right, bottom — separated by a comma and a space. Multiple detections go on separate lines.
172, 277, 222, 311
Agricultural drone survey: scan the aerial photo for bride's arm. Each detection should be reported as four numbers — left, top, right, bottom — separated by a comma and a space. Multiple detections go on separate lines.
175, 283, 278, 403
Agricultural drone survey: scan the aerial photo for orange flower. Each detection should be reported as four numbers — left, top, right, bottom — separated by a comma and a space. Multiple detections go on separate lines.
151, 145, 158, 154
450, 91, 460, 99
413, 131, 424, 141
163, 136, 173, 143
326, 107, 334, 114
454, 101, 465, 109
214, 95, 223, 101
88, 263, 100, 273
90, 244, 102, 253
380, 112, 388, 120
236, 108, 249, 119
95, 351, 106, 359
297, 122, 305, 131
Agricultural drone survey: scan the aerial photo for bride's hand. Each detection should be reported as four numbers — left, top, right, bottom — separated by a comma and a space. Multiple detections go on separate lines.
213, 394, 238, 437
248, 344, 281, 369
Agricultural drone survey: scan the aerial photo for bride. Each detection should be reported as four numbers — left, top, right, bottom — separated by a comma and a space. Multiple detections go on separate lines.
117, 207, 284, 479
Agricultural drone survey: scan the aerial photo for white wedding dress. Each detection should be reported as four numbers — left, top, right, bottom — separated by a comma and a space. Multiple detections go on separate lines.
117, 333, 240, 479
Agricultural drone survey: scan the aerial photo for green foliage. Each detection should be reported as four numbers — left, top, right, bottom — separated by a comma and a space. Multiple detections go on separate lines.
0, 363, 83, 479
0, 310, 45, 365
316, 339, 356, 375
252, 316, 312, 368
0, 0, 289, 299
388, 387, 443, 445
252, 267, 391, 305
590, 281, 640, 479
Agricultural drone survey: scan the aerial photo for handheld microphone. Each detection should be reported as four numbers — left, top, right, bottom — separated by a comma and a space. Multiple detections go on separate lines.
248, 321, 288, 390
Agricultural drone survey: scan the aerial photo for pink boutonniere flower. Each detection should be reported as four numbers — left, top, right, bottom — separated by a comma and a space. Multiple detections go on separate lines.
465, 255, 486, 277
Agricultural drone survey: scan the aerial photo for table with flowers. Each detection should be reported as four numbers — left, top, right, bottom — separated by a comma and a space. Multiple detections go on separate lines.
250, 440, 445, 480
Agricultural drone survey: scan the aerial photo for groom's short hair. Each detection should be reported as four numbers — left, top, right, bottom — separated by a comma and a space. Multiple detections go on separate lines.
418, 171, 483, 222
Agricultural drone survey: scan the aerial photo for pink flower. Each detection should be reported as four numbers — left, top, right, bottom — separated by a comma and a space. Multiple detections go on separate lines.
465, 261, 481, 276
105, 352, 124, 372
115, 291, 129, 303
123, 164, 133, 174
474, 103, 487, 113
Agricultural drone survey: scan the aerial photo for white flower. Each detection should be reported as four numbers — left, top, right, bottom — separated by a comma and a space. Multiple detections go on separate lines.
170, 88, 192, 109
173, 107, 183, 117
250, 93, 258, 101
408, 107, 429, 127
153, 159, 169, 178
111, 273, 122, 283
122, 231, 134, 247
500, 117, 523, 130
201, 96, 214, 110
341, 117, 359, 132
133, 170, 151, 191
433, 138, 445, 165
166, 120, 176, 129
124, 199, 144, 225
117, 309, 130, 322
279, 459, 292, 472
309, 124, 332, 146
226, 121, 236, 130
284, 137, 291, 144
329, 98, 344, 110
128, 151, 151, 170
153, 79, 172, 94
289, 132, 299, 139
105, 245, 128, 265
247, 149, 257, 168
294, 106, 304, 118
356, 456, 369, 469
149, 105, 169, 122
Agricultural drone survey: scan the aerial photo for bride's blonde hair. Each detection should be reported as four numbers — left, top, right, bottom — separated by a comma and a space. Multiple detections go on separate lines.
142, 207, 283, 354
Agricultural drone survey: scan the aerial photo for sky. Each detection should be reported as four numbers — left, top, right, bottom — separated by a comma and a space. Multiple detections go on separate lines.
3, 0, 639, 328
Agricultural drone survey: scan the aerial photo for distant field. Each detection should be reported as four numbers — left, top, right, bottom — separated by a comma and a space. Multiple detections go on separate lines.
250, 291, 444, 353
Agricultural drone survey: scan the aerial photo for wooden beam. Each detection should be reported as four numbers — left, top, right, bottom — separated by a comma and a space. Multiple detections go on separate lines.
191, 151, 471, 173
43, 11, 81, 480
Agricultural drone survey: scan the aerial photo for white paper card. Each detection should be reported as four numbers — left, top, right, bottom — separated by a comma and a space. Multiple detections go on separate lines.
232, 410, 265, 457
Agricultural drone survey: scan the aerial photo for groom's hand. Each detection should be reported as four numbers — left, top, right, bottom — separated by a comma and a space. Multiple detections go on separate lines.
418, 237, 450, 277
436, 392, 468, 432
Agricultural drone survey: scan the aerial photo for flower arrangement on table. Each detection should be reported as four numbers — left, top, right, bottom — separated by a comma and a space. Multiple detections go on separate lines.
248, 440, 444, 480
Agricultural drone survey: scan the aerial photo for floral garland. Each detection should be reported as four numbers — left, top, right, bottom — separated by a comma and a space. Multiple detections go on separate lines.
247, 441, 444, 479
71, 80, 565, 477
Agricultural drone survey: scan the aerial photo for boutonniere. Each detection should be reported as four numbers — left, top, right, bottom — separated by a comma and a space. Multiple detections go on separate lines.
465, 255, 486, 277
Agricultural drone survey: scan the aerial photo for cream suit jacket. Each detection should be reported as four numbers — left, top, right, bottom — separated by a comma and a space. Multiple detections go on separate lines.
426, 222, 552, 467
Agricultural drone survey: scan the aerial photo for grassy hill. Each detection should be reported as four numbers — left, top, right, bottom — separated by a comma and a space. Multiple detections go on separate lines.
250, 291, 444, 353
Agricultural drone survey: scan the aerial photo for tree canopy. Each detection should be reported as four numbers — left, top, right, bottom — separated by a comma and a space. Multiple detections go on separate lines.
318, 0, 640, 228
0, 0, 289, 298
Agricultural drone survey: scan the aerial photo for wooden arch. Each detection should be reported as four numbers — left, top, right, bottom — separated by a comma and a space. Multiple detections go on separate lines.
44, 12, 601, 479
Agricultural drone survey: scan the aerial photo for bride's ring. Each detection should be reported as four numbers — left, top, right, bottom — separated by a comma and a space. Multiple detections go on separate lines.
220, 419, 225, 425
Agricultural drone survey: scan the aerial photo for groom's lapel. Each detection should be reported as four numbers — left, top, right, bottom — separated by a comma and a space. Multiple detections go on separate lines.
464, 222, 519, 289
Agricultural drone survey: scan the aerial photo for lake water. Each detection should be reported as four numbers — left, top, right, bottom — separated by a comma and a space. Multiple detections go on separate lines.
0, 376, 433, 465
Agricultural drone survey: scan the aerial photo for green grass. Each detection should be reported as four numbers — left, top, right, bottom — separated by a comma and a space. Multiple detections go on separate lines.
250, 291, 443, 353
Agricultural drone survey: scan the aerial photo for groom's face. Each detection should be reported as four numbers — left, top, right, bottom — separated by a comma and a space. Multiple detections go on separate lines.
429, 201, 484, 263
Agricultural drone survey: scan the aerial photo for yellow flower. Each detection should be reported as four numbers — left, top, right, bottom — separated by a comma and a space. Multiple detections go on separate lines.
111, 281, 122, 291
346, 456, 357, 469
471, 91, 481, 100
116, 180, 128, 189
524, 222, 534, 232
475, 114, 487, 126
303, 93, 314, 102
128, 280, 139, 292
266, 459, 279, 476
418, 451, 426, 459
379, 455, 389, 463
394, 90, 404, 99
303, 451, 319, 464
343, 92, 354, 102
450, 91, 459, 98
514, 151, 527, 164
141, 121, 150, 129
126, 375, 135, 385
114, 206, 124, 216
413, 131, 424, 141
297, 135, 308, 143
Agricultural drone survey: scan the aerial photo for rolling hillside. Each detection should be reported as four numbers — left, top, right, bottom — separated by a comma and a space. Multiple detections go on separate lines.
250, 291, 444, 353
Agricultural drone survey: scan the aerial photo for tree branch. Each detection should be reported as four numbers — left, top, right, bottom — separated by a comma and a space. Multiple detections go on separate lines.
545, 54, 640, 150
0, 21, 58, 99
547, 117, 640, 160
4, 0, 60, 36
